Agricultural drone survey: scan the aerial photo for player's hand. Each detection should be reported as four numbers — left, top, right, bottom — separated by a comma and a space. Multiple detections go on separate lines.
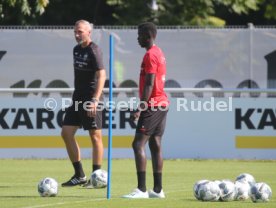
87, 101, 98, 117
130, 109, 140, 121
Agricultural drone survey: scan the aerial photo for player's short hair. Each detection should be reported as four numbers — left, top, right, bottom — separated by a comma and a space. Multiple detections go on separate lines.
138, 22, 157, 39
75, 20, 93, 32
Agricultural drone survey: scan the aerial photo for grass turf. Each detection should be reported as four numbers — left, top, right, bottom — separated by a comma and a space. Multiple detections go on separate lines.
0, 159, 275, 208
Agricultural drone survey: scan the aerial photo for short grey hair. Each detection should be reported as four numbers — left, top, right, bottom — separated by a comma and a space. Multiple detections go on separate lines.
75, 20, 93, 32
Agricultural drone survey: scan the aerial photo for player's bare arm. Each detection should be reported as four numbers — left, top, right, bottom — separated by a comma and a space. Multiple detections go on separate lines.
131, 73, 156, 121
87, 69, 106, 117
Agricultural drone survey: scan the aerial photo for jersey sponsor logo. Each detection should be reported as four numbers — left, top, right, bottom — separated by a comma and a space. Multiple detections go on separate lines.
83, 53, 88, 60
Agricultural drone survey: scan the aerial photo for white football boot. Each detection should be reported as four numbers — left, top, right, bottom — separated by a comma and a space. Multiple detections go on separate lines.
122, 188, 149, 199
148, 189, 165, 198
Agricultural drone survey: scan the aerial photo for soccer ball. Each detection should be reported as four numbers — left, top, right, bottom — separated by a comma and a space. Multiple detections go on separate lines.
234, 180, 250, 200
250, 182, 272, 203
219, 180, 236, 201
236, 173, 255, 186
193, 179, 209, 200
197, 180, 221, 201
37, 177, 58, 197
213, 180, 221, 186
91, 169, 107, 188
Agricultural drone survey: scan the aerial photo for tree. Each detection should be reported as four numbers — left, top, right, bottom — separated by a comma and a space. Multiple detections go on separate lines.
36, 0, 115, 25
106, 0, 154, 25
0, 0, 275, 26
0, 0, 49, 25
263, 0, 276, 20
215, 0, 276, 25
106, 0, 270, 26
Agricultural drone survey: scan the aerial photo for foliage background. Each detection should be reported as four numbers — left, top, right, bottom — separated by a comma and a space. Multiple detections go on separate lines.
0, 0, 276, 26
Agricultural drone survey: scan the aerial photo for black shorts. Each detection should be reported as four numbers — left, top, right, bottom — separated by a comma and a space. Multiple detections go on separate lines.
62, 101, 103, 130
136, 107, 168, 136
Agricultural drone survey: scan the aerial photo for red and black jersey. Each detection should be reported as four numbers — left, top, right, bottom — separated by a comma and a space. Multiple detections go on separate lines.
73, 42, 104, 101
139, 45, 169, 106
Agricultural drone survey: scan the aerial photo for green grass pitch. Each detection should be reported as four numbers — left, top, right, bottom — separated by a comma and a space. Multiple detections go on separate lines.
0, 159, 275, 208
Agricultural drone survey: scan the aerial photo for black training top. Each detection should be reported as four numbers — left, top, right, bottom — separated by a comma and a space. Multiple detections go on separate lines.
72, 42, 104, 101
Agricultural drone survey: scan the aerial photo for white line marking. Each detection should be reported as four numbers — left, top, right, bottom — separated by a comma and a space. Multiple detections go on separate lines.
22, 198, 106, 208
22, 188, 188, 208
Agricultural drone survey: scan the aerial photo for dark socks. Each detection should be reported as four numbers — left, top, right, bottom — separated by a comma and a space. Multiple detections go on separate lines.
93, 164, 101, 172
153, 172, 162, 193
136, 172, 162, 193
137, 171, 146, 192
72, 161, 85, 178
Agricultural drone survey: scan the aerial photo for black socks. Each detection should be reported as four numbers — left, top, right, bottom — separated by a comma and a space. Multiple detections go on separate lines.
153, 172, 162, 193
137, 171, 146, 192
137, 172, 162, 193
93, 164, 101, 172
72, 161, 85, 178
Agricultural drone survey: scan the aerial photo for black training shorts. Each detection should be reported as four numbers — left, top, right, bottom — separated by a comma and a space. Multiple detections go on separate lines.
136, 106, 168, 136
62, 101, 103, 130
